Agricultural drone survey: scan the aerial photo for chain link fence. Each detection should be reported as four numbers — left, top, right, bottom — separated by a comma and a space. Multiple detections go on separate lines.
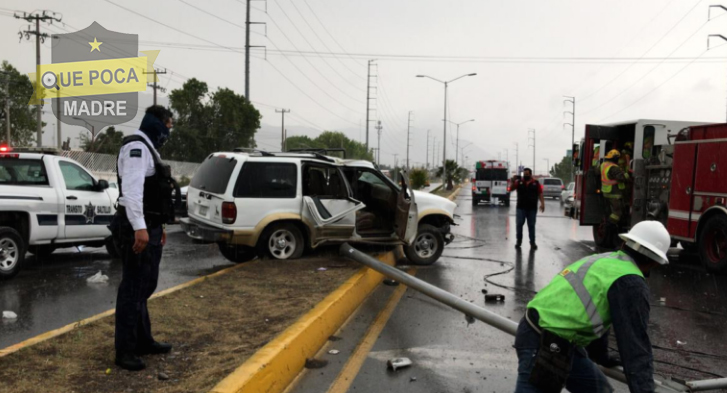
60, 151, 200, 182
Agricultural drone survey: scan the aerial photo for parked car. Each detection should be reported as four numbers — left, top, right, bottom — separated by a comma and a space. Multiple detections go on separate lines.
560, 182, 575, 205
542, 177, 564, 199
173, 186, 188, 218
0, 148, 119, 279
180, 151, 457, 265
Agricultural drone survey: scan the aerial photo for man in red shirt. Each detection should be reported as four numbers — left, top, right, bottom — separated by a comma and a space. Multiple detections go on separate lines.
510, 168, 545, 250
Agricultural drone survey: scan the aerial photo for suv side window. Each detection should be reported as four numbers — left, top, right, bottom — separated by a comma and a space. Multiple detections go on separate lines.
59, 161, 96, 191
303, 164, 348, 199
233, 162, 297, 198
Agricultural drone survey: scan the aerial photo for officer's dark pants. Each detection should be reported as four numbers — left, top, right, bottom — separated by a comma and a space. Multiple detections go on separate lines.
514, 318, 613, 393
114, 213, 164, 356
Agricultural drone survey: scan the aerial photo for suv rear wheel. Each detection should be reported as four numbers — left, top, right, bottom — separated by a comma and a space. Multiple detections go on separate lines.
0, 227, 25, 279
259, 223, 305, 260
218, 243, 257, 263
404, 224, 444, 265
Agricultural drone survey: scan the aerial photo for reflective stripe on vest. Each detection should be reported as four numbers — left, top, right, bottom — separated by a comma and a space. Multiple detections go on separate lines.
561, 254, 606, 336
601, 162, 617, 186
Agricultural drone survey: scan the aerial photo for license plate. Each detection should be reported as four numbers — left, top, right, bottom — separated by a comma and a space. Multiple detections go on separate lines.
199, 205, 209, 216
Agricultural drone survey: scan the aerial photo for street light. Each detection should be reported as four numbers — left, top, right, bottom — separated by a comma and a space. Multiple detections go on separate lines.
448, 119, 475, 166
72, 117, 96, 150
416, 73, 477, 171
543, 158, 550, 177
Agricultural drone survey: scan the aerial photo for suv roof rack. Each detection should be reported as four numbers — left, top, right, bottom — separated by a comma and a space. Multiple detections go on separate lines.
232, 147, 275, 157
287, 148, 347, 159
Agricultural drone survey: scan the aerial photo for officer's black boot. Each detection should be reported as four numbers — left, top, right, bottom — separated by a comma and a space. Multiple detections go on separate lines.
530, 242, 538, 250
515, 240, 522, 249
115, 353, 146, 371
137, 341, 173, 355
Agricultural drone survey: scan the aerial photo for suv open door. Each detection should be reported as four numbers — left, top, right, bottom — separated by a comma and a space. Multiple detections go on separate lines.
395, 172, 418, 244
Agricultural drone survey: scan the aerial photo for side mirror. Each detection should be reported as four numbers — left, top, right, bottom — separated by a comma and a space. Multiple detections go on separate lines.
97, 179, 109, 191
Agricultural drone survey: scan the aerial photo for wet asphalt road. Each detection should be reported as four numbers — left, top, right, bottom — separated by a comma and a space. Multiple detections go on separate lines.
290, 188, 727, 393
0, 226, 234, 349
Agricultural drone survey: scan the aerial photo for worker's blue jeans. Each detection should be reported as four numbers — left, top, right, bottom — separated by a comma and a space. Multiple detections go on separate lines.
514, 319, 613, 393
516, 208, 537, 244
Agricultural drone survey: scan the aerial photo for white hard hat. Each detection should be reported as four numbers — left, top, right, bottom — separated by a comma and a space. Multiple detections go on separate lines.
619, 221, 670, 265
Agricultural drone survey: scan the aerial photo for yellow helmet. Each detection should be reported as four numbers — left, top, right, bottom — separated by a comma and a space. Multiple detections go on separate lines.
605, 149, 621, 159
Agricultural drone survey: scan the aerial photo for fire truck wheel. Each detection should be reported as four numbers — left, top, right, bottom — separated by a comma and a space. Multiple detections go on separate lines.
592, 222, 614, 249
699, 215, 727, 273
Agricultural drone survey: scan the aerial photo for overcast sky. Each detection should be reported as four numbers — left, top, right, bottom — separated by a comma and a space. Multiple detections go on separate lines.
2, 0, 727, 174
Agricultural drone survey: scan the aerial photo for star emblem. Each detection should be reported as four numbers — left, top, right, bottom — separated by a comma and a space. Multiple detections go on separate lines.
89, 37, 103, 52
83, 202, 96, 224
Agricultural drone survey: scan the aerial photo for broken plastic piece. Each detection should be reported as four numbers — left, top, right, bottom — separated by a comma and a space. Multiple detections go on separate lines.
86, 271, 109, 283
410, 376, 417, 382
383, 279, 399, 286
481, 289, 488, 294
485, 294, 505, 302
328, 349, 340, 355
317, 267, 327, 271
465, 314, 475, 325
2, 311, 17, 319
387, 357, 412, 371
677, 340, 687, 346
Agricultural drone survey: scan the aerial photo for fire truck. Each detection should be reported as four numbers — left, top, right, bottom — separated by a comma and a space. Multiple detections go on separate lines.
570, 119, 727, 272
472, 160, 510, 206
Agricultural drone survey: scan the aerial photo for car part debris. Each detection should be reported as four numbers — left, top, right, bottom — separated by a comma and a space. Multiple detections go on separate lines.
328, 349, 340, 355
2, 311, 17, 319
485, 294, 505, 302
481, 289, 488, 294
465, 314, 475, 325
305, 358, 328, 369
86, 271, 109, 283
388, 357, 412, 371
677, 340, 687, 346
383, 279, 399, 286
410, 376, 417, 382
317, 267, 327, 272
328, 335, 342, 342
158, 372, 170, 381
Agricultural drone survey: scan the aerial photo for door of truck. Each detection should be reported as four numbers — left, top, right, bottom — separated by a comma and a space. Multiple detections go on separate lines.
579, 125, 621, 225
395, 171, 418, 244
57, 159, 115, 240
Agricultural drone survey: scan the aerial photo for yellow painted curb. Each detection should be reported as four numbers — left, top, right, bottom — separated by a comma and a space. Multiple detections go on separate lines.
209, 251, 397, 393
447, 184, 462, 201
0, 262, 247, 358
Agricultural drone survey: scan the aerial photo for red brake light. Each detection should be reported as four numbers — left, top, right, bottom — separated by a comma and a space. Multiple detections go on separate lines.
561, 185, 565, 190
0, 146, 8, 152
222, 202, 237, 224
472, 185, 476, 191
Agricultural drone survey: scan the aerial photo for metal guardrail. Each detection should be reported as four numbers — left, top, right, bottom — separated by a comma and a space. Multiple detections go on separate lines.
59, 151, 200, 181
339, 243, 727, 393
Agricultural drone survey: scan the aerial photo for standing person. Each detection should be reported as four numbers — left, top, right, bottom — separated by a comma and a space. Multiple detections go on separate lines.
112, 105, 177, 371
513, 220, 670, 393
601, 150, 630, 226
510, 168, 545, 250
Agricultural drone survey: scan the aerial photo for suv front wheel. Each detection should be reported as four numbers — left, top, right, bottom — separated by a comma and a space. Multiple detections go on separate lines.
404, 224, 444, 266
259, 223, 305, 260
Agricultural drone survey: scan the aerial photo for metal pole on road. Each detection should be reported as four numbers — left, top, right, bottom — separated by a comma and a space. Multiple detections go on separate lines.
340, 243, 708, 393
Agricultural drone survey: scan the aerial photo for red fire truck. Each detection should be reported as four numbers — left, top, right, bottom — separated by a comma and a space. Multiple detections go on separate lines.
571, 119, 727, 272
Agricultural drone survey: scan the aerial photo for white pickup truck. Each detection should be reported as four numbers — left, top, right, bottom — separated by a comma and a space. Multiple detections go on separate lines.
0, 149, 119, 279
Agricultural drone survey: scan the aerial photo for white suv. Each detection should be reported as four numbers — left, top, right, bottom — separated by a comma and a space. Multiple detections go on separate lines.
180, 151, 457, 265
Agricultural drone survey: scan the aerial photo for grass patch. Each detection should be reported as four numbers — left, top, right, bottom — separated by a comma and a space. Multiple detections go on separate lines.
0, 256, 358, 393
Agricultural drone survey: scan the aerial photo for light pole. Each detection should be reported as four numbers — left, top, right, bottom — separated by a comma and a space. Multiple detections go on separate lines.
543, 158, 550, 177
72, 117, 96, 151
564, 96, 575, 182
448, 119, 474, 166
416, 73, 477, 171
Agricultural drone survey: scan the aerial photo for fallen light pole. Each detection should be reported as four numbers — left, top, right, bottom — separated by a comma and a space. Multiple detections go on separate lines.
340, 244, 727, 393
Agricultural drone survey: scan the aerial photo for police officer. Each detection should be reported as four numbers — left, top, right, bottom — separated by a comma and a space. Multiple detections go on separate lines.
113, 105, 176, 371
514, 221, 671, 393
601, 149, 629, 225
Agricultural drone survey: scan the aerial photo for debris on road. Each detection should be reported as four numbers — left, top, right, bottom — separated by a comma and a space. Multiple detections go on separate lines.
387, 357, 412, 371
316, 267, 327, 272
485, 294, 505, 302
481, 289, 488, 294
328, 335, 342, 342
677, 340, 687, 346
383, 279, 399, 286
410, 376, 417, 382
86, 271, 109, 284
305, 358, 329, 369
158, 372, 170, 381
328, 349, 340, 355
2, 311, 17, 319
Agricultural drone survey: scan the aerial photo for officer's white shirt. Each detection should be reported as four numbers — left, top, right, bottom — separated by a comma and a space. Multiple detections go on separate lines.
118, 130, 159, 231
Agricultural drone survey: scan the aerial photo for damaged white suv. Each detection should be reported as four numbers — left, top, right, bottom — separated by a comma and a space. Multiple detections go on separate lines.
180, 150, 457, 265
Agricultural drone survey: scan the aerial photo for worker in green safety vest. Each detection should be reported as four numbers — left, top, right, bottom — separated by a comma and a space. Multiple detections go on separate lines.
601, 149, 629, 225
514, 221, 671, 393
591, 145, 600, 169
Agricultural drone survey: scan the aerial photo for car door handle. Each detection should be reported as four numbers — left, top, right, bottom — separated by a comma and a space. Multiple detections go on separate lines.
66, 196, 78, 200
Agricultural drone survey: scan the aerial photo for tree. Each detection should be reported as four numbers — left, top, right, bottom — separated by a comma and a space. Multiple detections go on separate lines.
435, 160, 463, 190
80, 126, 123, 154
163, 78, 261, 162
0, 61, 44, 146
409, 167, 428, 190
285, 131, 374, 161
550, 155, 573, 183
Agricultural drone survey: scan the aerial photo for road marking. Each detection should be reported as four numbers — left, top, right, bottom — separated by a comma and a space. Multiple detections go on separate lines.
326, 268, 416, 393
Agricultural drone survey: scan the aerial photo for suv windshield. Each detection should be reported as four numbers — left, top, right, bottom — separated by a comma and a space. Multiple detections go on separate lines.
0, 158, 49, 186
544, 178, 562, 185
190, 155, 238, 194
476, 168, 508, 181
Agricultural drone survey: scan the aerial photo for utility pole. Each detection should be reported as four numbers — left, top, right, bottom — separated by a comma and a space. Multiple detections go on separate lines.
56, 88, 61, 148
275, 109, 290, 151
564, 96, 576, 182
365, 60, 377, 152
375, 120, 383, 165
528, 129, 536, 175
16, 10, 62, 147
146, 69, 168, 106
244, 0, 266, 101
406, 111, 413, 170
4, 77, 10, 145
426, 129, 430, 169
393, 153, 399, 168
543, 158, 550, 176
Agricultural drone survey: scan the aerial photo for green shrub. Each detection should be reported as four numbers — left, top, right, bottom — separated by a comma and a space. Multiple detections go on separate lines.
409, 167, 428, 190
